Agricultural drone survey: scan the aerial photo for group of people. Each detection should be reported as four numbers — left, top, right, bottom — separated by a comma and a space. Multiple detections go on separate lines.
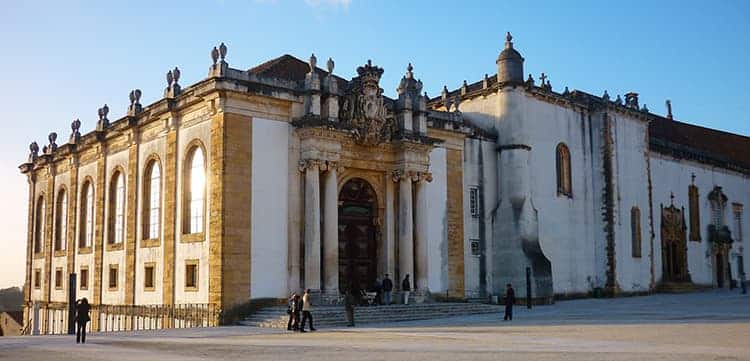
286, 289, 316, 332
370, 273, 411, 306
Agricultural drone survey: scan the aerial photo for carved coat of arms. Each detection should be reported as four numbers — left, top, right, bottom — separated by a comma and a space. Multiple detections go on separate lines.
340, 60, 394, 146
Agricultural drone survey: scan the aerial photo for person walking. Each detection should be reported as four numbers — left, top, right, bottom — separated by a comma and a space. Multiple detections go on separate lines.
344, 288, 357, 327
382, 274, 393, 305
286, 292, 297, 331
504, 283, 516, 321
293, 294, 302, 331
300, 289, 316, 332
401, 274, 411, 305
74, 298, 91, 344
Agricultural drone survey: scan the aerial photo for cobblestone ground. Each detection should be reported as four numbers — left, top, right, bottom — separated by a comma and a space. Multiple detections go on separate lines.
2, 290, 749, 361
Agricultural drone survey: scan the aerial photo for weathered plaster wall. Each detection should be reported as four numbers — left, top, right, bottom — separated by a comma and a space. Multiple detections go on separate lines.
426, 147, 447, 293
251, 118, 290, 298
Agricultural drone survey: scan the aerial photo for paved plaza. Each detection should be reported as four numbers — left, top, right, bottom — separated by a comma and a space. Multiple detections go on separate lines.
2, 290, 749, 361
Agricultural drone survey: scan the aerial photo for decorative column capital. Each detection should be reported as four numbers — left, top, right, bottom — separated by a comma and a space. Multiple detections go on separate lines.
298, 159, 323, 172
392, 169, 420, 182
417, 172, 433, 183
321, 160, 343, 173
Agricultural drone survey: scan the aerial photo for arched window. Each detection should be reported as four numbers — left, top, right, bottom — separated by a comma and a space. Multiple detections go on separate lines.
556, 143, 572, 197
143, 159, 161, 240
108, 170, 125, 244
79, 180, 94, 248
34, 195, 45, 254
54, 188, 67, 251
184, 145, 206, 234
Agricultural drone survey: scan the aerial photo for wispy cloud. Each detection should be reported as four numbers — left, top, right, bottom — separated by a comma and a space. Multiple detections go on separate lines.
304, 0, 351, 8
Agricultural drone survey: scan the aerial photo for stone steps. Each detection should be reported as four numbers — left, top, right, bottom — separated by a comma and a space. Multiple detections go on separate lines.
240, 303, 502, 328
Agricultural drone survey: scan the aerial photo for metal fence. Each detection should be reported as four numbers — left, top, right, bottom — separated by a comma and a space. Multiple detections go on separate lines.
24, 302, 219, 335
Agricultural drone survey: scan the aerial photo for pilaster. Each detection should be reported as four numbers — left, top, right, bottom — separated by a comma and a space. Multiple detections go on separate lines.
43, 165, 55, 303
415, 172, 431, 292
24, 173, 36, 321
124, 141, 139, 304
322, 163, 339, 293
162, 129, 177, 307
446, 149, 465, 298
209, 111, 253, 314
301, 159, 322, 291
395, 170, 414, 288
66, 157, 79, 297
91, 149, 106, 330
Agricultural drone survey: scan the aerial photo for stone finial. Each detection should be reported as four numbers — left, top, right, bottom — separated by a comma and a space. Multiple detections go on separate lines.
423, 91, 428, 100
505, 31, 514, 49
128, 89, 143, 116
211, 46, 219, 65
219, 42, 227, 61
563, 86, 570, 96
483, 73, 489, 89
327, 57, 334, 74
602, 90, 610, 101
28, 141, 39, 163
46, 132, 58, 154
453, 94, 461, 112
461, 80, 468, 95
173, 67, 181, 84
526, 73, 534, 86
666, 99, 673, 120
97, 104, 110, 130
165, 67, 182, 98
539, 72, 547, 86
625, 92, 639, 109
641, 104, 649, 112
308, 53, 317, 73
406, 63, 414, 79
615, 94, 623, 105
545, 79, 552, 92
70, 118, 81, 144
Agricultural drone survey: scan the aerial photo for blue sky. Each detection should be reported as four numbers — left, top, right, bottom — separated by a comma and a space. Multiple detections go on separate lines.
0, 0, 748, 288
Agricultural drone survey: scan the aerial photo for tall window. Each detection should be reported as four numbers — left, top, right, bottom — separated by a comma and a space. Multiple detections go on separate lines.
143, 160, 161, 240
108, 171, 125, 244
688, 184, 700, 242
54, 189, 67, 251
556, 143, 572, 197
184, 146, 206, 234
631, 207, 642, 258
469, 187, 479, 218
34, 195, 45, 254
733, 203, 743, 242
79, 181, 94, 248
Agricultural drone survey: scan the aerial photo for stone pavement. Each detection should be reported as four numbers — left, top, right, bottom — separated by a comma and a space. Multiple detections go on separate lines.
1, 290, 748, 361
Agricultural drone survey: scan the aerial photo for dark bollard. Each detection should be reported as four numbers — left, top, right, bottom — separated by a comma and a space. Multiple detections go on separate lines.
67, 273, 77, 335
526, 267, 532, 309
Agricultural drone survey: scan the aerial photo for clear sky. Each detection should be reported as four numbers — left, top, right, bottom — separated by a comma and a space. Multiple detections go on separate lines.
0, 0, 748, 289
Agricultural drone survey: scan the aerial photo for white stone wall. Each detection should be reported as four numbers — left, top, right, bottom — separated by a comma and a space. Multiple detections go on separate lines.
650, 153, 750, 286
251, 118, 290, 299
135, 136, 166, 305
426, 147, 448, 293
174, 116, 211, 305
609, 112, 652, 292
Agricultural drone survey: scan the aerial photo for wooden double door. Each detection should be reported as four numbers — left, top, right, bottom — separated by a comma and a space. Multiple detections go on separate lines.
338, 178, 377, 293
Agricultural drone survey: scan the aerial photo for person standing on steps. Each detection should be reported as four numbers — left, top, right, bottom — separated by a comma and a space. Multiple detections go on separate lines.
402, 274, 411, 305
74, 298, 91, 344
504, 283, 516, 321
382, 274, 393, 305
300, 289, 316, 332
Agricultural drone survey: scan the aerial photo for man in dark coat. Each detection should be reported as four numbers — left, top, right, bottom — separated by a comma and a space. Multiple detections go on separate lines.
402, 274, 411, 305
382, 274, 393, 305
344, 288, 358, 327
504, 283, 516, 321
74, 298, 91, 344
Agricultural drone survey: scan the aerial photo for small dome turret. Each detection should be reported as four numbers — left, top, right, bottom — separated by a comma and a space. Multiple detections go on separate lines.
496, 32, 524, 84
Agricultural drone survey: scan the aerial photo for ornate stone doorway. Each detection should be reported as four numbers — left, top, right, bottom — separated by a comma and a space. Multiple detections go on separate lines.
338, 178, 377, 293
660, 204, 691, 283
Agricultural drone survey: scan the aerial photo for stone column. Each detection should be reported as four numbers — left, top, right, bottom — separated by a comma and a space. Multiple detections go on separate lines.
384, 174, 396, 280
303, 160, 322, 291
396, 171, 414, 289
415, 173, 431, 292
322, 162, 339, 294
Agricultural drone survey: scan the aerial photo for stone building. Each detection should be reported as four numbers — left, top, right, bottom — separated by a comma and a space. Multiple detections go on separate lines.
19, 34, 749, 331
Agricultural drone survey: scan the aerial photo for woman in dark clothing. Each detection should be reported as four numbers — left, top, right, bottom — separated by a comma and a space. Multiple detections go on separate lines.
75, 298, 91, 344
287, 292, 297, 331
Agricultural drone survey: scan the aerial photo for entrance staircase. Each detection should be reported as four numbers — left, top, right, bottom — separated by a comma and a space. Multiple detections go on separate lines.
240, 303, 502, 328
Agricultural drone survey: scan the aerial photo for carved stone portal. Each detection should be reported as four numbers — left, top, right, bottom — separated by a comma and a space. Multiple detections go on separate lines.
339, 60, 395, 146
660, 204, 691, 283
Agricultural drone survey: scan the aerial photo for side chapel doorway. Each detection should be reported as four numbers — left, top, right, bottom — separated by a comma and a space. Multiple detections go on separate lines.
661, 204, 691, 283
